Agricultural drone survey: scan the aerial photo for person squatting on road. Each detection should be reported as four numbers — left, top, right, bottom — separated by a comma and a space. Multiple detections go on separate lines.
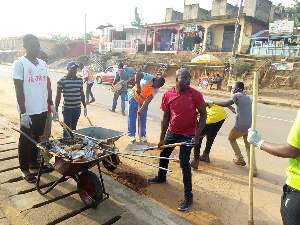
206, 81, 258, 177
127, 72, 165, 143
55, 62, 87, 138
247, 109, 300, 225
109, 63, 129, 116
148, 68, 207, 211
79, 63, 95, 104
12, 34, 58, 183
190, 101, 235, 169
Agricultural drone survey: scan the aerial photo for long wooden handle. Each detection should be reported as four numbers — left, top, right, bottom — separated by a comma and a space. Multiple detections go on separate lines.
85, 115, 93, 126
130, 142, 184, 152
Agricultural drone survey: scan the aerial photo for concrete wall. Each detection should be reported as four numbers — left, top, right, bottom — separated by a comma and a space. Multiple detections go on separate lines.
212, 0, 238, 17
183, 4, 209, 20
244, 0, 272, 23
165, 8, 183, 22
211, 25, 224, 50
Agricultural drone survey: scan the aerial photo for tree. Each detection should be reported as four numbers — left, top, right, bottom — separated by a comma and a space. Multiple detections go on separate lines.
131, 7, 144, 28
292, 0, 300, 26
51, 34, 73, 43
80, 32, 95, 40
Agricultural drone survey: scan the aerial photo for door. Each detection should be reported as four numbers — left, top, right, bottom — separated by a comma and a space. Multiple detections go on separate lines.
221, 26, 237, 52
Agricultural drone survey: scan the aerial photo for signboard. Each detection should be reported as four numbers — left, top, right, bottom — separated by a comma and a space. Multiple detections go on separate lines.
270, 63, 294, 71
184, 24, 197, 33
269, 20, 294, 35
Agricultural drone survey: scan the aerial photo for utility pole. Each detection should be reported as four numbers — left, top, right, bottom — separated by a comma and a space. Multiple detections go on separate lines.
84, 13, 87, 55
232, 0, 243, 57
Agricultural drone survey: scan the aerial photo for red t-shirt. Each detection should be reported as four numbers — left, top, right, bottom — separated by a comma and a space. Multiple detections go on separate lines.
47, 76, 52, 113
161, 87, 205, 136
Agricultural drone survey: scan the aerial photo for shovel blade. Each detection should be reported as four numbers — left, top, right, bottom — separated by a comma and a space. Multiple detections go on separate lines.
124, 143, 148, 154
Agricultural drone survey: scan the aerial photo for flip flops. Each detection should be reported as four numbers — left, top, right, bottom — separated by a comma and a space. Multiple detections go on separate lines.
22, 174, 37, 183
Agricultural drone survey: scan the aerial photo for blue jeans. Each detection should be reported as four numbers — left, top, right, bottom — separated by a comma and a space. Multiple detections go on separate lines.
127, 94, 148, 137
112, 91, 127, 114
86, 82, 94, 102
158, 130, 194, 199
62, 107, 81, 137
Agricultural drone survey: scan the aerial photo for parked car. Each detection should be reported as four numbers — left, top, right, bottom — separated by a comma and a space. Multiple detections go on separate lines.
95, 66, 136, 86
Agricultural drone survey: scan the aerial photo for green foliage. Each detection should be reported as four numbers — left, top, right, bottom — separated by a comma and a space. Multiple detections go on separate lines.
51, 34, 73, 43
80, 32, 95, 40
292, 0, 300, 26
234, 59, 252, 77
131, 7, 144, 28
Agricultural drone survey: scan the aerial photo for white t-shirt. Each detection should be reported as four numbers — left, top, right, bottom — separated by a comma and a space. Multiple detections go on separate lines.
12, 56, 48, 115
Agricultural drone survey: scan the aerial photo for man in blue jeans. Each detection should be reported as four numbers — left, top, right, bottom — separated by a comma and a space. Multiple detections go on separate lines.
55, 62, 87, 137
109, 63, 129, 116
148, 68, 206, 211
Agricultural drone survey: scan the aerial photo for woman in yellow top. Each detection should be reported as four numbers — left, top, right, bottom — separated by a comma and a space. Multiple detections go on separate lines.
191, 102, 235, 169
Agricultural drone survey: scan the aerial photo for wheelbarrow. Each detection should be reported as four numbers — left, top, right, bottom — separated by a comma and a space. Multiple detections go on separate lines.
12, 127, 118, 208
58, 118, 125, 172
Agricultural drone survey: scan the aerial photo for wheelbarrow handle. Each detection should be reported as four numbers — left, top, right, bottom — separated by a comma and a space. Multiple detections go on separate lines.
130, 141, 195, 152
11, 127, 39, 146
57, 120, 74, 133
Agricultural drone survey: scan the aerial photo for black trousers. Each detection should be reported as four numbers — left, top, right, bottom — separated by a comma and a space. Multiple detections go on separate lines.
193, 119, 225, 159
158, 130, 194, 199
281, 184, 300, 225
18, 112, 47, 171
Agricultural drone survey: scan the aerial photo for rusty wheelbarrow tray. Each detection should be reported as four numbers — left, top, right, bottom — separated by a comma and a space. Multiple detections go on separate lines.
12, 127, 117, 208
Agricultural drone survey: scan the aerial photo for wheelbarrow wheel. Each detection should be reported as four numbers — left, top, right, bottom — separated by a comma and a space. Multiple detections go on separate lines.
77, 171, 103, 207
102, 154, 120, 171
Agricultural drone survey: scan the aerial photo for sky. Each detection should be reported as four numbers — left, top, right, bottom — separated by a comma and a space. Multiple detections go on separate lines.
0, 0, 295, 39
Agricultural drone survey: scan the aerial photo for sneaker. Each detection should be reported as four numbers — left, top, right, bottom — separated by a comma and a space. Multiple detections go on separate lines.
190, 158, 200, 170
129, 136, 136, 142
109, 108, 115, 112
178, 198, 193, 211
90, 98, 95, 103
147, 176, 167, 184
199, 153, 210, 163
141, 136, 147, 142
233, 159, 246, 166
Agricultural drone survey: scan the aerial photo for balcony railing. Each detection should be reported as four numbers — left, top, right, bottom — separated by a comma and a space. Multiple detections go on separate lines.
112, 40, 137, 50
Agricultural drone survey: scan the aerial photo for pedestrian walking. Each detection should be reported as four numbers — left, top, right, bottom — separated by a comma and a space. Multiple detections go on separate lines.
147, 68, 207, 211
206, 81, 257, 176
12, 34, 57, 183
109, 63, 129, 116
127, 72, 165, 143
247, 108, 300, 224
79, 63, 95, 104
55, 62, 87, 137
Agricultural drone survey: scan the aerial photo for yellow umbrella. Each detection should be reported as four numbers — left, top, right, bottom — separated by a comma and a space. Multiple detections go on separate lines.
191, 54, 223, 64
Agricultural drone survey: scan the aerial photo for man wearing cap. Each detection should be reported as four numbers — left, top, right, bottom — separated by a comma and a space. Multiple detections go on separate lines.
109, 62, 129, 116
79, 63, 95, 104
13, 34, 58, 183
55, 62, 87, 137
128, 72, 165, 143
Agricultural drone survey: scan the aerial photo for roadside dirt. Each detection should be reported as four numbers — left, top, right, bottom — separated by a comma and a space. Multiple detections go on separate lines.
1, 68, 294, 224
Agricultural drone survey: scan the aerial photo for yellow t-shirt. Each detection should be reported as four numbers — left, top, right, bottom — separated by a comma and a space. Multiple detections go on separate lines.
197, 104, 227, 124
286, 109, 300, 190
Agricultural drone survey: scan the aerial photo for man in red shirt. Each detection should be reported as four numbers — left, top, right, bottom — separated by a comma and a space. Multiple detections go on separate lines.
148, 68, 207, 211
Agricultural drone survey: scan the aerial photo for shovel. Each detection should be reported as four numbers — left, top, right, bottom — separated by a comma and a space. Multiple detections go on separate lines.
129, 141, 195, 153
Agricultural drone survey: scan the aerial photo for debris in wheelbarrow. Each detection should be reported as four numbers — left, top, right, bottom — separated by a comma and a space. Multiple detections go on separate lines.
12, 127, 118, 207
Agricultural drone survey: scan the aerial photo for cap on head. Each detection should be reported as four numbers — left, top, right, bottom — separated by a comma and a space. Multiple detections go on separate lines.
67, 61, 78, 69
156, 77, 165, 86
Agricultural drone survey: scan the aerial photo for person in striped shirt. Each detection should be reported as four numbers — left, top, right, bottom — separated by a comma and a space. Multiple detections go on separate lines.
55, 62, 87, 137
